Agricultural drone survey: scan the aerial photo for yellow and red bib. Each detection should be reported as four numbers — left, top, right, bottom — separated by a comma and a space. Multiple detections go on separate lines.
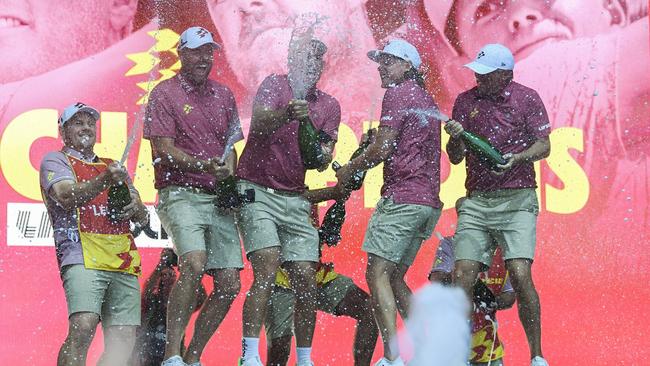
66, 154, 141, 276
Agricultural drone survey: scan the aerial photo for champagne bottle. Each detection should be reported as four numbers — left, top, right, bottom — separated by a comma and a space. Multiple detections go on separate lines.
318, 200, 346, 246
215, 175, 239, 209
461, 130, 507, 167
318, 130, 374, 246
298, 117, 326, 169
108, 183, 131, 222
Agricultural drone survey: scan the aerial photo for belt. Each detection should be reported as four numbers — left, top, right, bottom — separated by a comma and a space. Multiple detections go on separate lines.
241, 181, 303, 197
173, 185, 218, 195
262, 186, 303, 197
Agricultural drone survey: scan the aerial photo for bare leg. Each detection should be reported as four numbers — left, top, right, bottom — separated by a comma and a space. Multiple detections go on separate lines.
98, 325, 136, 366
184, 268, 241, 363
452, 259, 484, 314
284, 261, 318, 348
242, 247, 282, 338
163, 250, 207, 360
365, 253, 401, 361
389, 264, 411, 319
57, 312, 100, 366
266, 335, 292, 366
333, 286, 378, 366
506, 258, 543, 360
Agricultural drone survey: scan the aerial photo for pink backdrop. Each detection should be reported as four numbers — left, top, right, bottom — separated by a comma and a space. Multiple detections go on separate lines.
1, 1, 649, 364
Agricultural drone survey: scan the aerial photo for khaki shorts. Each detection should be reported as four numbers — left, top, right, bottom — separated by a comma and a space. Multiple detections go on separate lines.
265, 275, 356, 340
156, 186, 243, 270
455, 188, 539, 266
362, 198, 441, 265
236, 180, 319, 262
61, 264, 140, 327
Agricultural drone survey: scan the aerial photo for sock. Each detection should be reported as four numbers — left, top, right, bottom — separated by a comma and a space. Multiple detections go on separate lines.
296, 347, 312, 363
242, 337, 260, 360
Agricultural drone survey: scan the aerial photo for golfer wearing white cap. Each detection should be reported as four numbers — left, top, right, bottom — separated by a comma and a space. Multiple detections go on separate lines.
143, 26, 245, 366
40, 102, 148, 366
445, 44, 551, 366
337, 39, 443, 366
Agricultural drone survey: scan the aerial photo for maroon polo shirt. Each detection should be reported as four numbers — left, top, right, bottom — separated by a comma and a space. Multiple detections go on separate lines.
379, 79, 442, 208
452, 81, 551, 192
236, 74, 341, 192
143, 74, 243, 190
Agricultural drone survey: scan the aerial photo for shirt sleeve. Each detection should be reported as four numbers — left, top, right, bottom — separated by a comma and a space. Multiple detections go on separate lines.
430, 237, 455, 274
143, 86, 177, 139
40, 152, 75, 196
451, 92, 469, 129
252, 74, 285, 111
378, 87, 405, 131
524, 89, 551, 139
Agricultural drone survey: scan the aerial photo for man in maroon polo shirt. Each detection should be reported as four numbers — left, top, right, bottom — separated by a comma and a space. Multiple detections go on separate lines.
143, 27, 244, 366
445, 44, 551, 366
335, 39, 442, 366
235, 39, 341, 366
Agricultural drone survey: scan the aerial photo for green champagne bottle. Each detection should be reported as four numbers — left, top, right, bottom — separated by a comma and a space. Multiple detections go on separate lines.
215, 175, 239, 209
461, 130, 507, 167
108, 183, 131, 222
318, 130, 374, 246
318, 199, 346, 246
298, 118, 326, 169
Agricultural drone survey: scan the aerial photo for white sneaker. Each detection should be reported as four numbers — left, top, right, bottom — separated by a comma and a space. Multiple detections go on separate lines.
531, 356, 549, 366
161, 355, 187, 366
373, 357, 405, 366
238, 356, 263, 366
296, 361, 315, 366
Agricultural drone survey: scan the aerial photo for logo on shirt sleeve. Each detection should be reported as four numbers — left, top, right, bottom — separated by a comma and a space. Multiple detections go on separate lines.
470, 107, 480, 118
183, 104, 193, 114
47, 171, 55, 182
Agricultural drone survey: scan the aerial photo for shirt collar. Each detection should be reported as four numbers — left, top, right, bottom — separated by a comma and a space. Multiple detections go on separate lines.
62, 146, 97, 163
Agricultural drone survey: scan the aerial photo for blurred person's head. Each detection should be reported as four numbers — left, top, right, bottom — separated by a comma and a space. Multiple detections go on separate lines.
177, 26, 220, 85
425, 0, 647, 59
463, 43, 514, 96
368, 39, 425, 89
205, 0, 372, 92
58, 102, 100, 154
0, 0, 139, 84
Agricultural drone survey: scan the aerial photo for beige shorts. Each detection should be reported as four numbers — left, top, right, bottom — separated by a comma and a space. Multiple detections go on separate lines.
156, 186, 243, 270
362, 198, 441, 265
236, 180, 319, 263
264, 275, 356, 340
61, 264, 140, 327
454, 188, 539, 266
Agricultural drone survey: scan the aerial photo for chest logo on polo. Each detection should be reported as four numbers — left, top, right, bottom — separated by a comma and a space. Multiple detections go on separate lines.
470, 107, 479, 118
183, 104, 193, 114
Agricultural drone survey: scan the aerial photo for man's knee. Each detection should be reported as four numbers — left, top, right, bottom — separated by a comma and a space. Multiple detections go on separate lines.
453, 260, 481, 289
213, 270, 241, 300
67, 312, 99, 346
506, 259, 535, 291
179, 251, 208, 279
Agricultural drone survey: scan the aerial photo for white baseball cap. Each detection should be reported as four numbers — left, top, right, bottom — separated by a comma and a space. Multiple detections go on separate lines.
368, 39, 422, 69
464, 44, 515, 75
178, 26, 220, 50
58, 102, 100, 126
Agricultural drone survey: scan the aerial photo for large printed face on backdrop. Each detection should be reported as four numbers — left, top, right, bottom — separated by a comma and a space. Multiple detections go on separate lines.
205, 0, 366, 93
0, 0, 138, 84
425, 0, 626, 59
